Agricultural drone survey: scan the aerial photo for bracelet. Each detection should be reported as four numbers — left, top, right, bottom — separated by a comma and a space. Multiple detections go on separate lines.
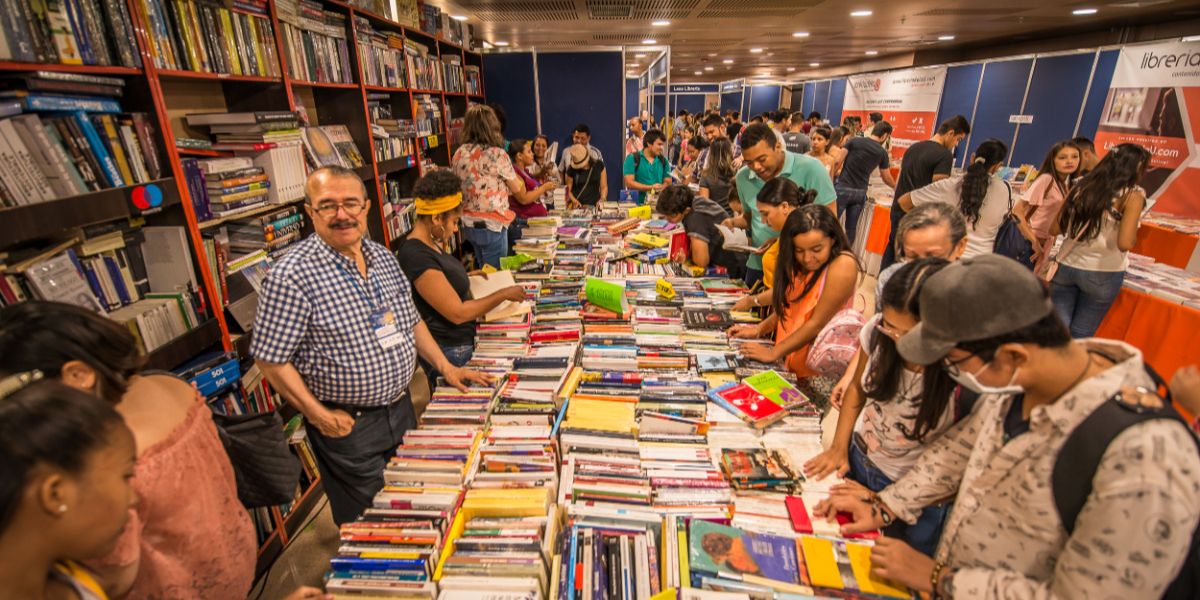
929, 561, 946, 600
752, 295, 760, 307
937, 567, 957, 598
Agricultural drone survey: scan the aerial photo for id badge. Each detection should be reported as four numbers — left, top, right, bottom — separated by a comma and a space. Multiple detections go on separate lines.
370, 308, 403, 350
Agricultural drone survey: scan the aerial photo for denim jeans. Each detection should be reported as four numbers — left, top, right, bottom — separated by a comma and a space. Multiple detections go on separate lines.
1050, 264, 1125, 338
880, 202, 906, 270
836, 185, 869, 246
507, 216, 528, 256
744, 267, 763, 289
418, 343, 474, 391
848, 440, 949, 556
463, 225, 507, 269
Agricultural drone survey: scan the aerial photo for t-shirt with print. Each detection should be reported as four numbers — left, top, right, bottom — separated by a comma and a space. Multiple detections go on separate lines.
566, 158, 605, 205
910, 173, 1011, 258
682, 209, 739, 273
893, 140, 953, 199
396, 237, 475, 346
853, 314, 955, 481
622, 151, 671, 187
452, 143, 516, 230
782, 131, 812, 155
837, 136, 889, 189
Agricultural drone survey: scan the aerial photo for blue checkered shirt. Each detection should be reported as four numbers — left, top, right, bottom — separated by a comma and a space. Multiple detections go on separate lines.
251, 234, 420, 406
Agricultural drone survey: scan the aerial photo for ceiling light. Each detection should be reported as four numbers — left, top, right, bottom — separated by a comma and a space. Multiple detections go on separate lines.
938, 35, 955, 41
493, 40, 509, 46
750, 48, 763, 53
723, 59, 733, 64
793, 31, 810, 38
786, 67, 795, 71
635, 53, 646, 57
450, 14, 467, 21
809, 62, 820, 67
705, 66, 714, 71
694, 70, 702, 75
629, 63, 639, 67
642, 39, 656, 44
850, 9, 873, 17
708, 53, 718, 57
865, 50, 878, 55
1072, 7, 1098, 15
652, 20, 670, 26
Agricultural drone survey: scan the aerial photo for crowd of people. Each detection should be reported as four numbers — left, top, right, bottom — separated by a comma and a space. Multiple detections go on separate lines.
3, 98, 1199, 600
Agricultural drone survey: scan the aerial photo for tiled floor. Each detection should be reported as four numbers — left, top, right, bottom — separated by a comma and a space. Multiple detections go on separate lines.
250, 274, 876, 598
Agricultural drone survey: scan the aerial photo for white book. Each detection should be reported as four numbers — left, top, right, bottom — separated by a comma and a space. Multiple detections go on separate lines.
0, 119, 52, 203
141, 226, 199, 294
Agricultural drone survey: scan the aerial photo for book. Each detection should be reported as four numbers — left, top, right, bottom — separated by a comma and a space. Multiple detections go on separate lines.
688, 519, 802, 585
470, 270, 532, 323
798, 536, 907, 598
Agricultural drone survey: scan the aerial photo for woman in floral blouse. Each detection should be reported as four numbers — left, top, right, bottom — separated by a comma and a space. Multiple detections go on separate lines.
451, 105, 531, 268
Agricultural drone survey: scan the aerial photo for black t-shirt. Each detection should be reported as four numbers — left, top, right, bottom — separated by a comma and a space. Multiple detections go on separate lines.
682, 210, 739, 272
894, 140, 954, 199
726, 122, 742, 140
698, 173, 733, 215
396, 237, 475, 346
566, 158, 605, 205
836, 136, 889, 189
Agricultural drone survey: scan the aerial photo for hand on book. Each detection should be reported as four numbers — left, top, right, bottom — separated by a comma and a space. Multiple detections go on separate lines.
281, 587, 333, 600
738, 342, 776, 364
496, 285, 527, 303
731, 295, 755, 312
804, 446, 850, 480
869, 538, 936, 594
727, 324, 761, 339
442, 366, 494, 392
312, 407, 355, 438
812, 492, 883, 535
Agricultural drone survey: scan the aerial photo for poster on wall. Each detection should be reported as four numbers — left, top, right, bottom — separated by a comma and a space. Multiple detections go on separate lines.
842, 66, 947, 160
1094, 40, 1199, 218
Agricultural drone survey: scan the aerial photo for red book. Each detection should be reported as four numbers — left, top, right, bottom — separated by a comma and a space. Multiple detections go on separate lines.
835, 512, 881, 539
785, 495, 814, 534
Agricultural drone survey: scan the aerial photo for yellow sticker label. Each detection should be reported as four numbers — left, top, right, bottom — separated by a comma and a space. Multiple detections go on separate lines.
481, 264, 497, 274
656, 278, 675, 299
629, 205, 652, 219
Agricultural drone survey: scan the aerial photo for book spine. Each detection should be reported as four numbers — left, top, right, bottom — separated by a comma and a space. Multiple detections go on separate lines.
51, 117, 102, 191
63, 0, 94, 64
23, 93, 121, 113
130, 113, 163, 180
94, 114, 134, 184
78, 0, 113, 65
15, 114, 79, 197
3, 117, 60, 201
0, 131, 31, 205
118, 123, 148, 184
1, 0, 37, 61
101, 0, 140, 67
73, 111, 123, 187
24, 0, 56, 63
181, 158, 212, 221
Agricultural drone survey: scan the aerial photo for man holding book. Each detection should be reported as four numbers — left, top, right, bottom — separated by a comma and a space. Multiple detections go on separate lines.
252, 165, 493, 525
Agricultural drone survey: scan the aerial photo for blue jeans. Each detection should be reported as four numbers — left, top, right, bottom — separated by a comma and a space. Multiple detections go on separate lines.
419, 343, 474, 390
463, 225, 507, 269
744, 267, 763, 289
507, 217, 528, 256
849, 440, 949, 556
836, 185, 869, 246
880, 202, 906, 269
1050, 264, 1125, 338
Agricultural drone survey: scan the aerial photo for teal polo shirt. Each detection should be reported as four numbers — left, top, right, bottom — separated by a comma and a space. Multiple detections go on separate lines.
735, 150, 837, 270
622, 150, 671, 187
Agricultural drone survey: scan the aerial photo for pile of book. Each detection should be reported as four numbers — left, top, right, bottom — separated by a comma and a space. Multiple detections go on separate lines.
276, 0, 354, 84
354, 17, 407, 88
367, 95, 419, 162
1, 0, 140, 67
133, 0, 281, 77
441, 55, 465, 93
413, 94, 444, 137
382, 187, 416, 241
405, 40, 444, 91
182, 156, 271, 221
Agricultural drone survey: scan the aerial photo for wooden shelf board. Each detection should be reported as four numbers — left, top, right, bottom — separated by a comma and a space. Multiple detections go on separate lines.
0, 61, 143, 76
282, 479, 325, 541
410, 88, 445, 95
0, 178, 181, 247
254, 530, 283, 579
144, 319, 223, 371
443, 91, 466, 97
289, 79, 359, 89
376, 156, 417, 175
157, 69, 282, 83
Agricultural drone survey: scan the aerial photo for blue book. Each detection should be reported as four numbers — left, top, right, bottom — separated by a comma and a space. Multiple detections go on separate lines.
63, 0, 94, 64
181, 159, 213, 221
79, 260, 110, 309
72, 111, 122, 187
8, 93, 122, 113
102, 255, 131, 305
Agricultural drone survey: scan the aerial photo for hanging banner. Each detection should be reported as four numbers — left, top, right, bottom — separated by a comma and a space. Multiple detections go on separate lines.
1094, 40, 1200, 218
841, 66, 947, 160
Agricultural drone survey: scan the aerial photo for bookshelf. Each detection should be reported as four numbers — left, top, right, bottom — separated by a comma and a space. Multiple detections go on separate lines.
0, 0, 484, 579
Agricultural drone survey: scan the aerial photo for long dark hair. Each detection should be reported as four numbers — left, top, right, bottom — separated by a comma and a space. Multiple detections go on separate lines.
702, 138, 735, 182
959, 139, 1007, 226
1037, 140, 1080, 198
756, 177, 815, 208
771, 205, 854, 314
1058, 142, 1150, 242
862, 258, 957, 442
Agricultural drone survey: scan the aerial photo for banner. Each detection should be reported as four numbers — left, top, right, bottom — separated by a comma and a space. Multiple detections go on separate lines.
842, 66, 947, 159
1094, 40, 1200, 218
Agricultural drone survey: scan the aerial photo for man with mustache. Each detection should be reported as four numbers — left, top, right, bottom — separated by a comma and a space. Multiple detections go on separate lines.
252, 165, 493, 525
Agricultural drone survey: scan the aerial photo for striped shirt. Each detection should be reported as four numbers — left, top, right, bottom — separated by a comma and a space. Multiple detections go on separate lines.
251, 234, 420, 406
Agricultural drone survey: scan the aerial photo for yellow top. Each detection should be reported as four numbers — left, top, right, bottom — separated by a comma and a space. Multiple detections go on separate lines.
762, 239, 780, 288
415, 193, 463, 215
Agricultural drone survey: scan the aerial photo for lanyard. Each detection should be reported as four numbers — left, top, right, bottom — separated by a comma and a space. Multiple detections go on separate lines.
333, 255, 385, 310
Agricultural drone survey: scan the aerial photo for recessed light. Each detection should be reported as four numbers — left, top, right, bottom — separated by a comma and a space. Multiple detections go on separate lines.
629, 63, 639, 67
642, 39, 656, 44
708, 53, 718, 57
809, 62, 820, 67
652, 20, 670, 26
494, 40, 509, 46
850, 9, 872, 17
750, 48, 763, 53
705, 66, 714, 71
786, 67, 796, 71
938, 35, 955, 41
723, 59, 733, 64
793, 31, 810, 38
635, 53, 646, 58
865, 50, 878, 55
450, 14, 467, 21
694, 70, 702, 75
1072, 7, 1097, 15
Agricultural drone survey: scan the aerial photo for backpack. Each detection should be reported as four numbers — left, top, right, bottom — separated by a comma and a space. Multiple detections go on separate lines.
805, 306, 865, 378
993, 181, 1034, 267
1052, 365, 1199, 599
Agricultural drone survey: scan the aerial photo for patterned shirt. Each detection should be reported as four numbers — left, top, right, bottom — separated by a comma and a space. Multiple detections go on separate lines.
878, 339, 1200, 599
251, 234, 420, 406
452, 143, 517, 231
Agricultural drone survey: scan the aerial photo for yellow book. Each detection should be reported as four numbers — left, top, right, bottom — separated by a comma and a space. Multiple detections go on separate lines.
800, 536, 843, 589
631, 232, 669, 248
183, 0, 208, 71
248, 16, 267, 75
218, 8, 242, 75
846, 543, 909, 598
97, 115, 134, 184
677, 522, 690, 589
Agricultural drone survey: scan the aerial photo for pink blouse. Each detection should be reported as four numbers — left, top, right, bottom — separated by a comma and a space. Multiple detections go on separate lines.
91, 390, 256, 599
1024, 173, 1069, 241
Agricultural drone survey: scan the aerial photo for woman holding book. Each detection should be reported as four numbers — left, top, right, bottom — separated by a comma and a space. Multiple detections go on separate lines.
656, 184, 743, 278
528, 134, 561, 186
505, 138, 558, 251
397, 170, 527, 388
731, 178, 816, 311
728, 206, 859, 378
804, 258, 960, 555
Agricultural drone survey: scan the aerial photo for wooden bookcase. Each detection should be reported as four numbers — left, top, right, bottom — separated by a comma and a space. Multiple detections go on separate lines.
0, 0, 485, 578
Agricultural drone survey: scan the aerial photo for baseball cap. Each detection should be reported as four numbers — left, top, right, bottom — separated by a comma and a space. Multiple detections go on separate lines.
897, 254, 1055, 365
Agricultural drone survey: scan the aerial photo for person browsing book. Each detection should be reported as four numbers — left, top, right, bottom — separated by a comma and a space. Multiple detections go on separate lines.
564, 144, 607, 208
814, 254, 1200, 599
397, 170, 526, 390
528, 134, 561, 185
253, 166, 493, 525
698, 138, 736, 216
0, 301, 257, 599
729, 206, 859, 378
731, 178, 815, 312
451, 105, 525, 268
506, 138, 557, 250
836, 121, 896, 244
655, 184, 743, 278
804, 259, 960, 555
622, 129, 672, 193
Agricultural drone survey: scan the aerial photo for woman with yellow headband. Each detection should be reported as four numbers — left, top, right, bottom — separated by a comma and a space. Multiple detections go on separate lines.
397, 170, 526, 388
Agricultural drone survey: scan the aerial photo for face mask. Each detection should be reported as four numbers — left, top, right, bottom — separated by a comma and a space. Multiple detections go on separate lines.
950, 361, 1023, 395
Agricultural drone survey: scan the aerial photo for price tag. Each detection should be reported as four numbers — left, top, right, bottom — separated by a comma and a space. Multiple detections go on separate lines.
629, 205, 652, 219
481, 264, 497, 274
656, 278, 675, 299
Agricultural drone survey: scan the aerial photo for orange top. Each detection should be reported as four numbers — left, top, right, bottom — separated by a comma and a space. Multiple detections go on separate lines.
89, 390, 256, 598
775, 269, 827, 379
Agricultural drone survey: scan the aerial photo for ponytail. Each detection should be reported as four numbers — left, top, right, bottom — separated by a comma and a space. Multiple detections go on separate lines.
656, 184, 695, 218
959, 139, 1007, 226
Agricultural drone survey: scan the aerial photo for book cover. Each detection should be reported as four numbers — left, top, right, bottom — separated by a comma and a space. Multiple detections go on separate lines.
688, 519, 801, 584
707, 382, 785, 427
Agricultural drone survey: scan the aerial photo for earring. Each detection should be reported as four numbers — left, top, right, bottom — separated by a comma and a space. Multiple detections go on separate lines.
58, 505, 68, 513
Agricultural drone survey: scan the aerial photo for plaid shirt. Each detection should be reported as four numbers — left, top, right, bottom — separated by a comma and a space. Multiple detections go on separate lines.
251, 234, 420, 407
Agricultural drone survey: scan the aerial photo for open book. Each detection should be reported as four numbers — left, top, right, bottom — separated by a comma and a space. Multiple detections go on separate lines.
468, 270, 531, 322
716, 224, 759, 253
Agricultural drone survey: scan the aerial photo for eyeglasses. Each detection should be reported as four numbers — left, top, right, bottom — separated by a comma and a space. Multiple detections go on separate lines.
310, 199, 366, 219
941, 353, 977, 377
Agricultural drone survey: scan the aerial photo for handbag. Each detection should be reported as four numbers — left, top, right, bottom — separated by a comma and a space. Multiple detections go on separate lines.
993, 181, 1034, 268
1036, 237, 1079, 284
210, 409, 302, 508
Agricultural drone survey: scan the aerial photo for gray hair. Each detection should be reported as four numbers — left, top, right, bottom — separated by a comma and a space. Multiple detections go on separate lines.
895, 201, 967, 257
305, 165, 367, 202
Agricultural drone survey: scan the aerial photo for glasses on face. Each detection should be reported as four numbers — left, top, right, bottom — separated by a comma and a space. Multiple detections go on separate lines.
941, 353, 977, 377
311, 199, 366, 219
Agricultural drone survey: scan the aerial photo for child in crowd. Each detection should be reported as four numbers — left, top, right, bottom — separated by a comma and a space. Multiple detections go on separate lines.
656, 184, 744, 278
1012, 140, 1081, 266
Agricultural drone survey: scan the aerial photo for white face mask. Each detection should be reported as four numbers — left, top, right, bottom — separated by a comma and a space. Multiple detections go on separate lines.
950, 361, 1023, 395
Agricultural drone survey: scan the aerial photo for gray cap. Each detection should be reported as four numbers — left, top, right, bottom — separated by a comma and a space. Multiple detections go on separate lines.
897, 254, 1055, 365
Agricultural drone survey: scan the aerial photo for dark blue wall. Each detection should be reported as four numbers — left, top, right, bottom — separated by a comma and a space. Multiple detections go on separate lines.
626, 78, 639, 121
827, 79, 847, 128
963, 58, 1034, 167
1078, 49, 1120, 142
536, 51, 624, 199
720, 91, 741, 114
935, 63, 984, 165
814, 81, 831, 120
674, 94, 707, 116
652, 94, 666, 120
481, 52, 538, 141
1010, 52, 1096, 166
801, 83, 817, 117
746, 85, 781, 119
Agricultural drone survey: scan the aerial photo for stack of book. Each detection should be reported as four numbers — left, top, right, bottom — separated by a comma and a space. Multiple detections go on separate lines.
354, 17, 406, 88
413, 94, 444, 137
133, 0, 281, 77
1, 0, 140, 67
441, 55, 465, 93
184, 111, 306, 205
276, 0, 354, 84
405, 40, 443, 90
386, 422, 484, 488
367, 96, 418, 162
382, 187, 415, 241
464, 66, 482, 95
719, 447, 804, 493
182, 156, 270, 221
224, 204, 304, 259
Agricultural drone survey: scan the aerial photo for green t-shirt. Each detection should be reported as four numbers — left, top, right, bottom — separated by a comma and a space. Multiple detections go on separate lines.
622, 150, 671, 187
735, 150, 837, 270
